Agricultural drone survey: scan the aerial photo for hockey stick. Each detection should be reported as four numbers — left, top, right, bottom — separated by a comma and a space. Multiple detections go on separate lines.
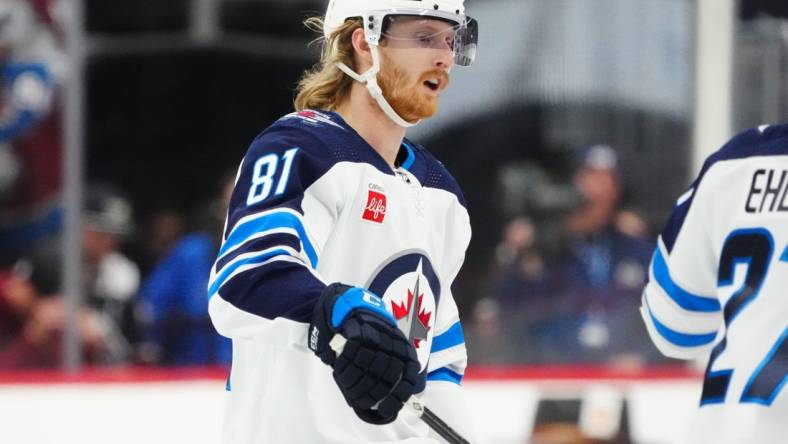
403, 396, 471, 444
330, 335, 471, 444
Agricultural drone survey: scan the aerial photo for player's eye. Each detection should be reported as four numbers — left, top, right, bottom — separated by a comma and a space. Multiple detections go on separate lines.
415, 33, 433, 46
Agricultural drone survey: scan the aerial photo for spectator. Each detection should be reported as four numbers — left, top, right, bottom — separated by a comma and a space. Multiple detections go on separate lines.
0, 262, 110, 369
475, 217, 567, 364
136, 175, 233, 366
129, 207, 186, 277
0, 265, 36, 348
465, 297, 522, 364
553, 145, 656, 366
488, 145, 662, 366
12, 184, 140, 366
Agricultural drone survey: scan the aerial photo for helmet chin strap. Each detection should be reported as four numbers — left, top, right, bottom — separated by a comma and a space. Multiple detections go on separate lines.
336, 44, 419, 128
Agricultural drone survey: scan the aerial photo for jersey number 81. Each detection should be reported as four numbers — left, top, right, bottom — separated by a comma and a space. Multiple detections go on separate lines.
247, 148, 299, 206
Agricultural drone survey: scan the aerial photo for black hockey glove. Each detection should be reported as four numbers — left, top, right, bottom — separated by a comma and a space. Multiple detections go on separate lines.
309, 283, 420, 425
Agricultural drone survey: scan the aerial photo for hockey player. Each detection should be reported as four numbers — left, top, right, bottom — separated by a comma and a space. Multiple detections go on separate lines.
208, 1, 478, 443
641, 124, 788, 443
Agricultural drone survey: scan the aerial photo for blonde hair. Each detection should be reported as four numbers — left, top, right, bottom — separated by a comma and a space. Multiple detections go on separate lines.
294, 17, 362, 112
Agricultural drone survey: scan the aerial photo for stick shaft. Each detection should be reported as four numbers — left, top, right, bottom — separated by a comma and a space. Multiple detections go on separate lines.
419, 405, 471, 444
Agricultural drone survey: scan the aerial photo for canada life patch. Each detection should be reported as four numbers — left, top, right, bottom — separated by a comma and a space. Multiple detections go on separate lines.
363, 190, 387, 223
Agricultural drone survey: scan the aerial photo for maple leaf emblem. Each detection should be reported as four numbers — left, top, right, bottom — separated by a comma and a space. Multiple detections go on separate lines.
390, 260, 432, 348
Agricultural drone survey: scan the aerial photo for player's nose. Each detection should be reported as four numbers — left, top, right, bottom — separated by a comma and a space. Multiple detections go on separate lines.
433, 47, 454, 70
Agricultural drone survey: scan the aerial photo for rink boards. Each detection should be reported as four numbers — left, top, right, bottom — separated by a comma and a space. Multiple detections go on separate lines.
0, 366, 702, 444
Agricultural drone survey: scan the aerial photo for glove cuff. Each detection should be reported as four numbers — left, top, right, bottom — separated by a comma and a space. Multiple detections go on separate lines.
308, 283, 396, 365
331, 287, 395, 329
308, 283, 351, 364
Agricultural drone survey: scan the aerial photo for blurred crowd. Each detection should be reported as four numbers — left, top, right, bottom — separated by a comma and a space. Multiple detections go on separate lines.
0, 176, 235, 368
0, 0, 232, 369
467, 144, 668, 368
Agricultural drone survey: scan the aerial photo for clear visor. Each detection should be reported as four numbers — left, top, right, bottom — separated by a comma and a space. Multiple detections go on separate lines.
380, 15, 478, 66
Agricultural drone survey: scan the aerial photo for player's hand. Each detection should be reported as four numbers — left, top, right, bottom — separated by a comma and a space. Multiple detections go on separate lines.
309, 283, 420, 425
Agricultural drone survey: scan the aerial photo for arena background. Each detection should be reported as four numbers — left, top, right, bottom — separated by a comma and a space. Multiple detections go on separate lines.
1, 0, 787, 443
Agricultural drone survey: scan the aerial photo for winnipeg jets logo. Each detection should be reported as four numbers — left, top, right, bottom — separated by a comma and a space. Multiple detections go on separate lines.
367, 252, 441, 377
390, 261, 432, 349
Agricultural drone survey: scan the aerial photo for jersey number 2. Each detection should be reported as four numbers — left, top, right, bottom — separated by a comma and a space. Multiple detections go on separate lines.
701, 228, 788, 406
247, 148, 299, 206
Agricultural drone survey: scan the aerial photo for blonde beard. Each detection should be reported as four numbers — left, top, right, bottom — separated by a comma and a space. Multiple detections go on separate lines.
377, 53, 447, 123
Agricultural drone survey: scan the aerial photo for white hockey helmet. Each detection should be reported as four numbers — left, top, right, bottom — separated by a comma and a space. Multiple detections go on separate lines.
324, 0, 477, 66
322, 0, 478, 127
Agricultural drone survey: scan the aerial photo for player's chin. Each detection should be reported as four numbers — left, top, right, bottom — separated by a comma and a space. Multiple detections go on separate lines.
393, 93, 439, 122
404, 105, 438, 122
422, 104, 439, 119
421, 100, 439, 118
415, 93, 440, 112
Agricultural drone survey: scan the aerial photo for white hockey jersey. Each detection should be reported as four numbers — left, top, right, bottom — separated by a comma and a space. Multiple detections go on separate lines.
641, 124, 788, 444
208, 110, 475, 443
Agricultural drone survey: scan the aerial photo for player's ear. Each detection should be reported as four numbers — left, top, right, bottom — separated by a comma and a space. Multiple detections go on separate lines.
351, 27, 372, 71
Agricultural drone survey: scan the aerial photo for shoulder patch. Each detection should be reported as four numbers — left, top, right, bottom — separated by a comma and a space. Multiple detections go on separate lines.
280, 110, 345, 130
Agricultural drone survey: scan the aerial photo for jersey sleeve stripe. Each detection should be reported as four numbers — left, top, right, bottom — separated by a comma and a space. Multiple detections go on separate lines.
660, 185, 696, 253
644, 283, 722, 334
639, 304, 717, 359
218, 226, 300, 261
431, 321, 464, 353
426, 367, 463, 385
220, 209, 318, 269
208, 248, 295, 298
215, 232, 302, 272
212, 256, 326, 322
651, 246, 721, 312
643, 296, 718, 347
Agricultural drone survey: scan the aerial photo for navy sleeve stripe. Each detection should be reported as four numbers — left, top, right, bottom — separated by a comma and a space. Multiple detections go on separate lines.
209, 248, 294, 299
216, 232, 302, 271
426, 367, 463, 385
215, 259, 326, 322
660, 188, 696, 253
644, 297, 718, 347
652, 247, 721, 312
431, 321, 464, 353
220, 209, 318, 269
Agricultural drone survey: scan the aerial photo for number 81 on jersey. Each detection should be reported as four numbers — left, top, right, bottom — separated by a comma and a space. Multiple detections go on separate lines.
246, 148, 299, 206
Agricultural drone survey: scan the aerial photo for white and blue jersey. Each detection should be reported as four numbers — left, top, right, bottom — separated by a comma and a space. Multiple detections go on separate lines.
208, 110, 474, 443
641, 124, 788, 443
